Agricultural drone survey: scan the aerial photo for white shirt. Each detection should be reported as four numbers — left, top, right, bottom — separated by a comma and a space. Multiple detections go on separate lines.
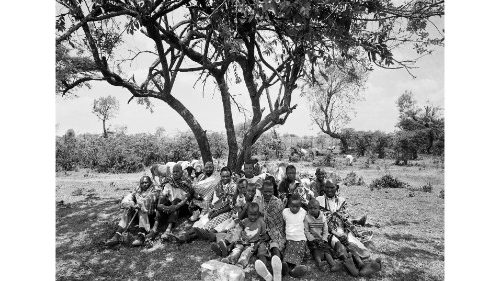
282, 208, 307, 241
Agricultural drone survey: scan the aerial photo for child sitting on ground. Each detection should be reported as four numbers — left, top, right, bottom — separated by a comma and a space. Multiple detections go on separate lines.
304, 198, 342, 272
221, 202, 267, 268
281, 194, 309, 278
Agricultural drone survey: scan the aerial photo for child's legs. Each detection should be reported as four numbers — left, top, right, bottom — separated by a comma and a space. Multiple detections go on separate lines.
329, 236, 348, 259
237, 245, 254, 267
226, 225, 242, 243
228, 244, 244, 262
254, 243, 269, 265
270, 246, 282, 259
312, 248, 324, 266
324, 251, 335, 266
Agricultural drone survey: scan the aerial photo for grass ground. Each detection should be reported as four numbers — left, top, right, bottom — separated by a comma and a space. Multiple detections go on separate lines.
56, 155, 444, 281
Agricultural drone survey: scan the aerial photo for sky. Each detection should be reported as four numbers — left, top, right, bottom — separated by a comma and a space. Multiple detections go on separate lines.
56, 16, 444, 138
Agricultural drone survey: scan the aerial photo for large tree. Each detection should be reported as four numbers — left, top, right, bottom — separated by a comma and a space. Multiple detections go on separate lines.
56, 0, 444, 171
304, 62, 367, 143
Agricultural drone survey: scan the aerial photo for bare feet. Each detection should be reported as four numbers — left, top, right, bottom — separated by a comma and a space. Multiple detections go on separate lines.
359, 258, 382, 277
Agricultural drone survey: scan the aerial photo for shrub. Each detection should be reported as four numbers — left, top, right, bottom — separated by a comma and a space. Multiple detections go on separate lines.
289, 154, 300, 162
369, 175, 410, 190
357, 176, 365, 186
439, 189, 444, 199
55, 131, 200, 173
343, 172, 359, 186
327, 172, 342, 183
421, 182, 433, 193
322, 153, 335, 167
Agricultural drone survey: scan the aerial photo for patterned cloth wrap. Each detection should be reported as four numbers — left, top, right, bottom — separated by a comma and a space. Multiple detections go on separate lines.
191, 175, 220, 209
261, 195, 286, 252
283, 240, 307, 265
278, 179, 314, 206
203, 181, 236, 230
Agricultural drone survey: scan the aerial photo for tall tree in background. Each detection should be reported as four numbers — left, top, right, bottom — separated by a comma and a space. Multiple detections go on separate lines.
92, 95, 120, 138
304, 63, 367, 146
56, 0, 444, 170
394, 90, 444, 162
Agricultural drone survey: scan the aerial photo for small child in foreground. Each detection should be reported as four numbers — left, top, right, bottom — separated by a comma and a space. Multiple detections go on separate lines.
281, 194, 309, 278
304, 198, 341, 272
220, 202, 267, 268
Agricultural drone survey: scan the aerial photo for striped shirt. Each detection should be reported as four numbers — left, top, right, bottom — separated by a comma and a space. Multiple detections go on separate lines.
304, 211, 329, 241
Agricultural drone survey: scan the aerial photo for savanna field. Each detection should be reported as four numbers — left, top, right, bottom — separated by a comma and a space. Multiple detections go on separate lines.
56, 156, 444, 281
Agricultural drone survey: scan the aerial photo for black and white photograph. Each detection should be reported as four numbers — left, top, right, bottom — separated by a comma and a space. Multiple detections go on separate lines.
52, 1, 447, 280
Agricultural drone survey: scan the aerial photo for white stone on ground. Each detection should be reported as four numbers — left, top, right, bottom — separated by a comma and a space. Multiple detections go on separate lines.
200, 259, 245, 281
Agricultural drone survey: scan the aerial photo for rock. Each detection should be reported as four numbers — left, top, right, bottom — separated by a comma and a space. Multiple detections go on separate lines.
200, 259, 245, 281
87, 212, 97, 219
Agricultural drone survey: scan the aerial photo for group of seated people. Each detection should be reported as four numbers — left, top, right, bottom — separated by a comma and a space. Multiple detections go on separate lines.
104, 161, 382, 279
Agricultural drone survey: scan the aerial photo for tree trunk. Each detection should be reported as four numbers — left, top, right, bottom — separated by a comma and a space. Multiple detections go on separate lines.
215, 75, 238, 171
340, 136, 349, 153
102, 119, 107, 138
427, 131, 434, 154
322, 130, 346, 153
161, 95, 213, 164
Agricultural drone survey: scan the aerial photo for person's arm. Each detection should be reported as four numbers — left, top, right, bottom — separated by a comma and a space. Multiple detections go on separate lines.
322, 217, 329, 241
121, 193, 136, 209
173, 193, 189, 210
278, 181, 286, 194
303, 216, 314, 241
238, 203, 249, 220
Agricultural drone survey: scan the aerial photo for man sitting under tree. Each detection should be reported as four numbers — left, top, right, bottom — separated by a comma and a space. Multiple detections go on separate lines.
105, 176, 160, 247
147, 164, 194, 240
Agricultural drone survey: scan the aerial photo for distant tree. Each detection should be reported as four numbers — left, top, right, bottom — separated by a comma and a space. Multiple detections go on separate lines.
56, 129, 79, 171
315, 134, 328, 149
91, 95, 119, 138
372, 131, 392, 158
208, 131, 228, 159
112, 124, 128, 135
155, 126, 166, 138
305, 63, 367, 145
396, 91, 444, 156
353, 131, 373, 157
339, 128, 357, 153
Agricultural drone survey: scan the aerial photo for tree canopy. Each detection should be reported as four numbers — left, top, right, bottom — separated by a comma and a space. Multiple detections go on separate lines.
56, 0, 444, 170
